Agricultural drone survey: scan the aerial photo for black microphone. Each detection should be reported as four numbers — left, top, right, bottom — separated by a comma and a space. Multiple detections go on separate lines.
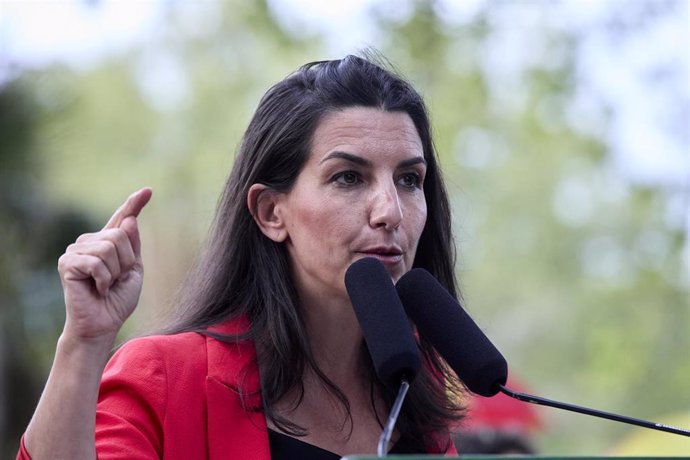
396, 268, 507, 396
397, 268, 690, 438
345, 257, 421, 387
345, 257, 422, 456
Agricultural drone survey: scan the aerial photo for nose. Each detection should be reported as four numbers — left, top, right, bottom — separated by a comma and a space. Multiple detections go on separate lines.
369, 181, 403, 231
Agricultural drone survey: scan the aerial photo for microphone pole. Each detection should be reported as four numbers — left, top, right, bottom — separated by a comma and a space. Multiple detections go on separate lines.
378, 380, 410, 457
497, 383, 690, 437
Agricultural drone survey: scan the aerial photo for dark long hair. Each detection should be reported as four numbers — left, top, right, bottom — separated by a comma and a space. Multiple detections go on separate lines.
166, 54, 464, 449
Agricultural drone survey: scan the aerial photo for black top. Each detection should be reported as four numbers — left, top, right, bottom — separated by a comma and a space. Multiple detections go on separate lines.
268, 429, 425, 460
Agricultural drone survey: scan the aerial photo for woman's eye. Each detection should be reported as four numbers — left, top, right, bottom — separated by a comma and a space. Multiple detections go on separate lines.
398, 173, 421, 188
334, 171, 361, 185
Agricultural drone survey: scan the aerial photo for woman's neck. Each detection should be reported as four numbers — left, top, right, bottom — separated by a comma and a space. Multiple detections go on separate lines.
268, 294, 391, 454
301, 295, 365, 384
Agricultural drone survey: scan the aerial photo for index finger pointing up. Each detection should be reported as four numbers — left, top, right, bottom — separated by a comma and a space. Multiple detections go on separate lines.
103, 188, 153, 230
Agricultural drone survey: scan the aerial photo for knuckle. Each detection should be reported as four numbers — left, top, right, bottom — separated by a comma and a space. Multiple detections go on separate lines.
85, 255, 100, 271
99, 239, 117, 258
57, 254, 69, 272
75, 232, 94, 243
105, 228, 129, 247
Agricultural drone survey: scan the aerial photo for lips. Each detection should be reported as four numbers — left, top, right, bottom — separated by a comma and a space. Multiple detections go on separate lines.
357, 246, 404, 265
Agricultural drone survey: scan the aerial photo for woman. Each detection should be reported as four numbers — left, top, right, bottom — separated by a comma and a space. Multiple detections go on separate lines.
19, 55, 463, 459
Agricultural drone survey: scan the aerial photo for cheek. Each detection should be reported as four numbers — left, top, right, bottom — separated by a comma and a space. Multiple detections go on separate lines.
408, 197, 428, 239
287, 196, 353, 246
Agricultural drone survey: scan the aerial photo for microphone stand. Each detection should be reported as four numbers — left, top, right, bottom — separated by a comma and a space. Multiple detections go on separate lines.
377, 379, 411, 457
498, 383, 690, 437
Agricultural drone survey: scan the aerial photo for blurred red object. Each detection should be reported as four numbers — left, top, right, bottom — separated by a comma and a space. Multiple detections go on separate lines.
459, 376, 542, 433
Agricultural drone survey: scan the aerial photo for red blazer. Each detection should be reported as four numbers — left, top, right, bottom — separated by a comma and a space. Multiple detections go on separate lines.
19, 318, 456, 459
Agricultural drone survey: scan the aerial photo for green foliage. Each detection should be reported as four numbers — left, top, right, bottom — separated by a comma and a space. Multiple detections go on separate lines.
0, 76, 98, 457
2, 0, 687, 455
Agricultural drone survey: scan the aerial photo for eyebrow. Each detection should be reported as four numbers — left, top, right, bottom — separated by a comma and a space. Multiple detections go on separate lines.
320, 151, 427, 168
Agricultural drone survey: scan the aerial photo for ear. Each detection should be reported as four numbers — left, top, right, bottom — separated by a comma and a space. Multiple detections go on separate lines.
247, 183, 288, 243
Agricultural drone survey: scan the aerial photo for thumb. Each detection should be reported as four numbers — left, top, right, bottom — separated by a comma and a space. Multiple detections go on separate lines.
120, 216, 143, 259
104, 187, 153, 231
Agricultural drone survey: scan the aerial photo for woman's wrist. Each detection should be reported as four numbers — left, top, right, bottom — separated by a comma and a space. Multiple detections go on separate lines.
56, 331, 116, 372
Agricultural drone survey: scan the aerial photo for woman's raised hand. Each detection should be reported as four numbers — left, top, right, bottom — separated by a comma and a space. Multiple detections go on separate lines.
58, 188, 153, 343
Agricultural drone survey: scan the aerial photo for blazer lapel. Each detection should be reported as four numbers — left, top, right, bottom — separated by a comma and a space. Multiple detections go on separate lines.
205, 319, 270, 460
206, 377, 269, 460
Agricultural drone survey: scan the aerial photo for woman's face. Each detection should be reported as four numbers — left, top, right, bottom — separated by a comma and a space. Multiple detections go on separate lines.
278, 106, 428, 303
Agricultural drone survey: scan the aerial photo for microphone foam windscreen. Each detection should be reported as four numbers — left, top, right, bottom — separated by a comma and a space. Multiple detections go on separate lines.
396, 269, 507, 396
345, 258, 421, 387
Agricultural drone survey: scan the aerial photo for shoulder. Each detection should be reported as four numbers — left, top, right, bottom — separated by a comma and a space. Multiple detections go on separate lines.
111, 312, 252, 365
100, 332, 210, 408
106, 317, 254, 380
106, 331, 208, 373
116, 331, 207, 356
96, 332, 212, 457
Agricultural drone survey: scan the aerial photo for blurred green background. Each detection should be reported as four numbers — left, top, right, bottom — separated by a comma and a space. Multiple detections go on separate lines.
1, 0, 688, 456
